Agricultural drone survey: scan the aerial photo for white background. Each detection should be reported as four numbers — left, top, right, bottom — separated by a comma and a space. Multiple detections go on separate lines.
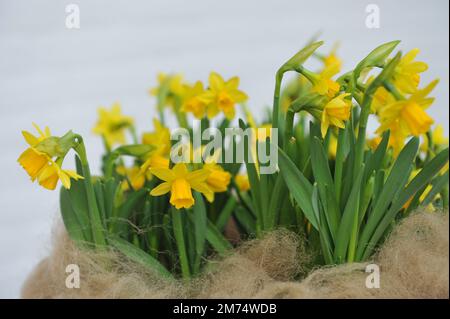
0, 0, 448, 298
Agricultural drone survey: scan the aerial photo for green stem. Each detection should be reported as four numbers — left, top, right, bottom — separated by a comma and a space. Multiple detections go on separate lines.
352, 94, 372, 181
74, 135, 107, 247
334, 128, 346, 207
171, 209, 190, 280
283, 110, 295, 150
272, 70, 284, 130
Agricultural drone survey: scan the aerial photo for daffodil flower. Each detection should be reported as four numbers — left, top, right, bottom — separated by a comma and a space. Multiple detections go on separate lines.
377, 79, 438, 138
392, 49, 428, 94
92, 103, 134, 148
203, 163, 231, 199
37, 159, 83, 190
371, 86, 396, 114
18, 123, 83, 190
142, 118, 171, 156
235, 174, 250, 192
180, 81, 208, 119
116, 165, 151, 191
310, 65, 341, 99
421, 124, 449, 153
150, 163, 213, 209
320, 93, 352, 137
322, 44, 342, 73
149, 73, 185, 109
200, 72, 248, 120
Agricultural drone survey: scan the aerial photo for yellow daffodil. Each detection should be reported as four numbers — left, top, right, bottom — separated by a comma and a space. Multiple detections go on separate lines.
200, 72, 248, 120
377, 80, 438, 138
150, 163, 213, 209
180, 81, 208, 119
256, 124, 272, 141
116, 165, 152, 191
142, 118, 171, 156
18, 123, 83, 190
235, 174, 250, 192
37, 160, 83, 190
150, 73, 184, 109
92, 103, 134, 148
18, 123, 52, 181
140, 153, 170, 181
371, 86, 396, 114
323, 44, 342, 73
392, 49, 428, 94
328, 134, 338, 159
204, 163, 231, 198
320, 93, 352, 137
421, 124, 449, 153
311, 65, 341, 99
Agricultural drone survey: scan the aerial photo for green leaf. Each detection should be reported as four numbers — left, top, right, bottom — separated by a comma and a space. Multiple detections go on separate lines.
206, 220, 232, 256
356, 138, 420, 260
192, 192, 207, 274
334, 166, 364, 263
278, 147, 317, 229
354, 40, 400, 80
422, 170, 449, 206
215, 196, 238, 231
361, 148, 449, 260
239, 119, 263, 232
280, 41, 324, 73
266, 174, 286, 230
63, 178, 93, 243
364, 131, 390, 183
60, 187, 86, 243
234, 207, 256, 235
114, 144, 155, 157
108, 235, 172, 279
312, 184, 333, 264
112, 188, 147, 234
310, 137, 340, 240
171, 209, 190, 279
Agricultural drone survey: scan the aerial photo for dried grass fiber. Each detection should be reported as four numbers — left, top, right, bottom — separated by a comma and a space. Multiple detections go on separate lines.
22, 209, 449, 299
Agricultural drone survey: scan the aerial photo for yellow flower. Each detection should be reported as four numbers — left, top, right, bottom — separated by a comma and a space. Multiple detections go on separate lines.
18, 123, 83, 190
431, 125, 449, 146
150, 163, 213, 209
320, 93, 352, 137
200, 72, 248, 120
421, 124, 449, 153
328, 134, 338, 159
142, 118, 171, 156
371, 86, 396, 114
235, 174, 250, 192
204, 163, 231, 196
180, 81, 208, 119
140, 153, 170, 180
92, 103, 134, 148
256, 124, 272, 141
37, 160, 83, 190
116, 166, 150, 191
311, 65, 341, 99
18, 124, 52, 181
149, 73, 184, 108
392, 49, 428, 94
377, 80, 438, 138
18, 148, 51, 182
323, 44, 342, 73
